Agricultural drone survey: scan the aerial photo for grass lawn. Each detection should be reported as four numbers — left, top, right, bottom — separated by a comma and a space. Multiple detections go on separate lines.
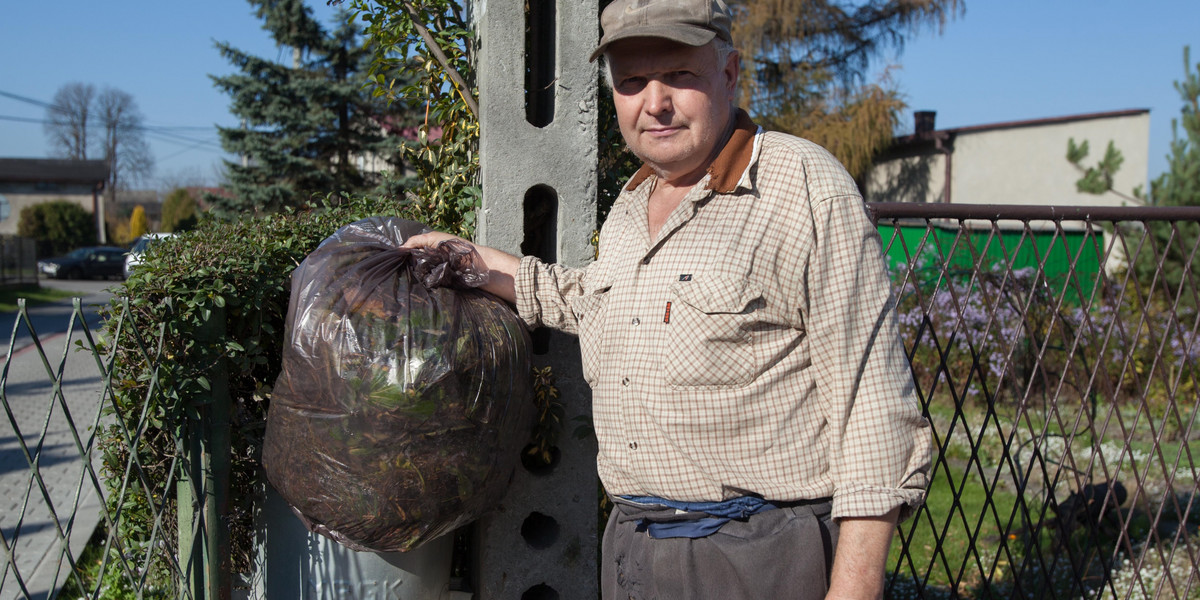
0, 284, 82, 313
888, 458, 1024, 592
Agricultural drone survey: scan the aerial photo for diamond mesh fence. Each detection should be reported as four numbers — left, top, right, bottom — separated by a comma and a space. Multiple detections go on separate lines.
0, 238, 36, 287
874, 203, 1200, 600
1, 296, 203, 600
2, 203, 1198, 600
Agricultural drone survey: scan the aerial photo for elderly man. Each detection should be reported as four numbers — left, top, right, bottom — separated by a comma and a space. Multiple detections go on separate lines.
405, 0, 930, 597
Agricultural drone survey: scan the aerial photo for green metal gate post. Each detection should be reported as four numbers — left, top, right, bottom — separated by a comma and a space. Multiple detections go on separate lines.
177, 306, 232, 600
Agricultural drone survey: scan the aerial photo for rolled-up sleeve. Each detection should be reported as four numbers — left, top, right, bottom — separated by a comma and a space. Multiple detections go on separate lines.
804, 196, 931, 522
514, 254, 589, 334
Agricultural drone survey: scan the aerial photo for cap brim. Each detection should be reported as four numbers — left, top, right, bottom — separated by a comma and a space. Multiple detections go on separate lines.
589, 25, 718, 62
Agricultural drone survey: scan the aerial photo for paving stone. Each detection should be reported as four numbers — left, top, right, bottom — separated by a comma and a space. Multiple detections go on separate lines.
2, 298, 109, 600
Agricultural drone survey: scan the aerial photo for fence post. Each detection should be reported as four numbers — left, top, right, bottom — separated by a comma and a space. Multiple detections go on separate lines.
178, 414, 204, 599
177, 306, 232, 600
475, 0, 600, 596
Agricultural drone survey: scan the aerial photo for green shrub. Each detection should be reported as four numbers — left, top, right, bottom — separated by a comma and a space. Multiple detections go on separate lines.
17, 199, 98, 256
161, 188, 199, 233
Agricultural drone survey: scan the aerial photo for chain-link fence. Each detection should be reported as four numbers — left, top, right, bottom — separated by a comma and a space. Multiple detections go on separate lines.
1, 204, 1197, 600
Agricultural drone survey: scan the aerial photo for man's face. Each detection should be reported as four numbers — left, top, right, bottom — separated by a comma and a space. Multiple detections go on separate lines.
607, 38, 738, 183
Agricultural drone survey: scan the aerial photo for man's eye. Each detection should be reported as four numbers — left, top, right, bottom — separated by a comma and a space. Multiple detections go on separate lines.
617, 77, 646, 93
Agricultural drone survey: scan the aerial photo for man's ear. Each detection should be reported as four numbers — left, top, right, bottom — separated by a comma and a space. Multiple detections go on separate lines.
724, 50, 740, 94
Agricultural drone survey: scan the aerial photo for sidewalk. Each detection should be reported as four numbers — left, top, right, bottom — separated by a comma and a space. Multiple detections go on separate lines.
1, 294, 112, 600
0, 291, 111, 360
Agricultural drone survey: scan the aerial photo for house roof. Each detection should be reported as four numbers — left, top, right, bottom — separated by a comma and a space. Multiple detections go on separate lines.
0, 158, 109, 184
892, 108, 1150, 146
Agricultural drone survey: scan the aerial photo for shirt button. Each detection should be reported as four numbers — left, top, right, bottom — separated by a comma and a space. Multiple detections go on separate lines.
621, 377, 630, 386
631, 317, 640, 326
628, 442, 638, 450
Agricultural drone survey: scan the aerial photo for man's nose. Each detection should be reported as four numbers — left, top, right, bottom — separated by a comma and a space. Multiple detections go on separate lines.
644, 80, 672, 115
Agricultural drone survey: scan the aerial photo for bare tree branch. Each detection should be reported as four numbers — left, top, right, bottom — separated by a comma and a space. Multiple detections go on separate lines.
97, 87, 155, 194
43, 82, 96, 160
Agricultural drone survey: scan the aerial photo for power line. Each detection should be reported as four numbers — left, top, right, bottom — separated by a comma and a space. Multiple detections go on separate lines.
0, 114, 44, 125
0, 90, 53, 109
159, 139, 223, 162
1, 112, 225, 154
0, 88, 225, 150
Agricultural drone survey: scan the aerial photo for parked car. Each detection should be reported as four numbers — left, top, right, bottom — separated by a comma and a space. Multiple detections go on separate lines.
124, 233, 177, 278
37, 246, 129, 280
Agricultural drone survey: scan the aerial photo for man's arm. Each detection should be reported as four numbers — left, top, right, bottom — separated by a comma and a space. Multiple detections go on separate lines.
825, 508, 899, 600
403, 232, 521, 303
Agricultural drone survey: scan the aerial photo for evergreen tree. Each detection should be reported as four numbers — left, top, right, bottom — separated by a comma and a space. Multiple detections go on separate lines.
210, 0, 412, 217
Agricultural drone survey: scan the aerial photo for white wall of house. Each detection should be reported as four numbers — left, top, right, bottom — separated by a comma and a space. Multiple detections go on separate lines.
866, 111, 1151, 207
954, 113, 1149, 206
0, 182, 98, 236
867, 152, 949, 203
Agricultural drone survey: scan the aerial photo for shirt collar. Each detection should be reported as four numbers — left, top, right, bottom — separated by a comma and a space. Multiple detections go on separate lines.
624, 109, 760, 194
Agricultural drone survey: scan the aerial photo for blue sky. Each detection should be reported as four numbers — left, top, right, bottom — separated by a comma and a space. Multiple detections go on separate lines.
1, 1, 1198, 189
891, 0, 1200, 182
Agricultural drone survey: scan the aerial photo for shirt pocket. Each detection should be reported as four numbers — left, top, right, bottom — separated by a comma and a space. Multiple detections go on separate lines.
665, 274, 764, 387
569, 273, 614, 387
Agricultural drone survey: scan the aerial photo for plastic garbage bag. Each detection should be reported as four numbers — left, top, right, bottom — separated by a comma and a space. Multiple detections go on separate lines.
263, 216, 533, 552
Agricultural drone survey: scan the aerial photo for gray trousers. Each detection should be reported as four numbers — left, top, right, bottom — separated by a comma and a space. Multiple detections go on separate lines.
601, 500, 839, 600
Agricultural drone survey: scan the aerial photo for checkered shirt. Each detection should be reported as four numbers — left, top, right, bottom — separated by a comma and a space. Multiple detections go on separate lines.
514, 111, 931, 520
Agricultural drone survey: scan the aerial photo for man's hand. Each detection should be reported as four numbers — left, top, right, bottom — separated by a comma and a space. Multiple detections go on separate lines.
825, 507, 900, 600
402, 231, 469, 250
402, 232, 521, 303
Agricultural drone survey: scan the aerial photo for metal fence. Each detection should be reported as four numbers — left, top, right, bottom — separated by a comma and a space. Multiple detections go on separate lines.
0, 237, 37, 288
1, 204, 1197, 600
872, 203, 1200, 600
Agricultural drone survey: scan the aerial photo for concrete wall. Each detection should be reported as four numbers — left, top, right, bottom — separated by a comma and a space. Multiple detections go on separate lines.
867, 111, 1150, 207
475, 0, 601, 598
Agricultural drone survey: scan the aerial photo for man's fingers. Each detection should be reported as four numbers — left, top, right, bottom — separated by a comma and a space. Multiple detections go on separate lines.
403, 231, 458, 249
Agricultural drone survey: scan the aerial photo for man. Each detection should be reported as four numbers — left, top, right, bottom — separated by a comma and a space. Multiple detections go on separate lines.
406, 0, 930, 597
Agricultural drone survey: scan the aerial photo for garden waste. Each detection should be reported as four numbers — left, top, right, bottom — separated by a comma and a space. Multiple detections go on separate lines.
263, 216, 533, 552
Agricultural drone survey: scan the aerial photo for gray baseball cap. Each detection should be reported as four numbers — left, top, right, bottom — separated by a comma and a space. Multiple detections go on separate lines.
590, 0, 733, 62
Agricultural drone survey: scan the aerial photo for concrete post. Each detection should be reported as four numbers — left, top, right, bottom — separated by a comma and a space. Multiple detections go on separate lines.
475, 0, 600, 598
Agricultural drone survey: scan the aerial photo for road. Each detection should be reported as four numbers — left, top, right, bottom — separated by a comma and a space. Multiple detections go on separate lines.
0, 278, 119, 359
1, 276, 118, 600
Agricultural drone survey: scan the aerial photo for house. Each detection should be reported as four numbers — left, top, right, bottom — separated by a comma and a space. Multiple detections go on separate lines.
0, 158, 108, 239
864, 109, 1152, 285
865, 109, 1150, 207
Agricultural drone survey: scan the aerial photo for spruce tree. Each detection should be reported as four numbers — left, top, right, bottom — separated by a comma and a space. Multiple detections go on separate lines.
211, 0, 411, 217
